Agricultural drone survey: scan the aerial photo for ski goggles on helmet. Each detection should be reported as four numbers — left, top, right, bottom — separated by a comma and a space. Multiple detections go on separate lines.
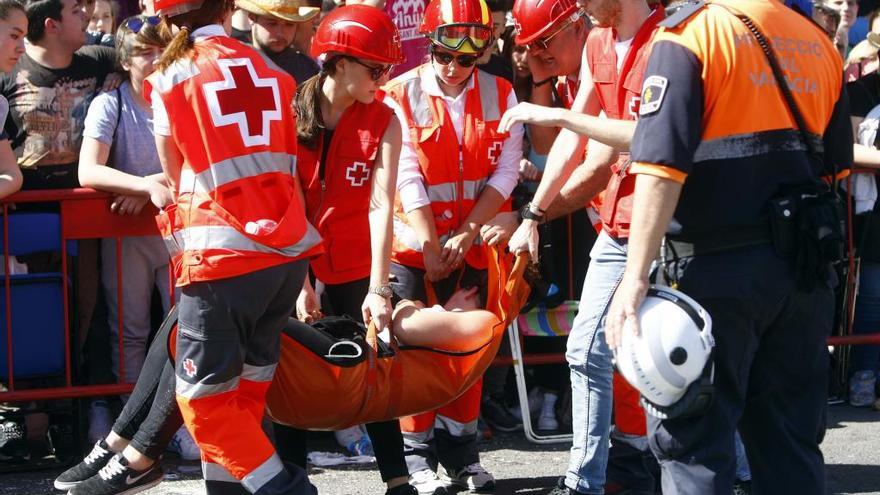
428, 24, 493, 53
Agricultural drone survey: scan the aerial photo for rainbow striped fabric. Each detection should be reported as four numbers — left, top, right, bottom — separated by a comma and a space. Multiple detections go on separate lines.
515, 300, 579, 337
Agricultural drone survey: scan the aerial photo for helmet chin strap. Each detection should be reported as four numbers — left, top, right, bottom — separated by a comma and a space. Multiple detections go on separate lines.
640, 358, 715, 420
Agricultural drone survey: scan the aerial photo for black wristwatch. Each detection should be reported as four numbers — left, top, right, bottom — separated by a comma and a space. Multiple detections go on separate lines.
520, 203, 546, 224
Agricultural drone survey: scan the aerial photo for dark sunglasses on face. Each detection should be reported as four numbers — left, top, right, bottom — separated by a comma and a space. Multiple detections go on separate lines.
346, 57, 393, 81
431, 49, 480, 68
124, 15, 161, 34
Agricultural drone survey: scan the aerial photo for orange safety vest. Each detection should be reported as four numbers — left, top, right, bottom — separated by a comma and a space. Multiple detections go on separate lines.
147, 35, 321, 286
297, 100, 393, 285
383, 65, 512, 270
587, 6, 664, 239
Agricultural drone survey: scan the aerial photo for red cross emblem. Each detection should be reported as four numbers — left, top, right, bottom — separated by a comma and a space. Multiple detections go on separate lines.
203, 58, 281, 147
513, 19, 522, 35
628, 96, 641, 119
183, 358, 197, 378
346, 162, 371, 187
488, 142, 503, 167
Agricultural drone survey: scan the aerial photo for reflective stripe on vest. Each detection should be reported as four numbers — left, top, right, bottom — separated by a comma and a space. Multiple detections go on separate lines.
151, 59, 201, 93
178, 151, 298, 194
426, 178, 488, 203
392, 219, 484, 253
178, 224, 321, 257
402, 69, 501, 125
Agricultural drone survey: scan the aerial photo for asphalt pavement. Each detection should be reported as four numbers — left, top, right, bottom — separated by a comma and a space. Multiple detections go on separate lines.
1, 404, 878, 495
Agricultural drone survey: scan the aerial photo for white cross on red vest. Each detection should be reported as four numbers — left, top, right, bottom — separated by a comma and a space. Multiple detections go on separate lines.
488, 142, 503, 167
203, 58, 282, 147
346, 162, 371, 187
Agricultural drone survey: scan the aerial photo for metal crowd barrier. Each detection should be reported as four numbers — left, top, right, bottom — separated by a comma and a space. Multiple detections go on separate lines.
0, 188, 170, 403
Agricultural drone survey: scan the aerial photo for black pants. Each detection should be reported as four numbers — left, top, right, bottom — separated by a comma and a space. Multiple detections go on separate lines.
650, 246, 831, 494
111, 309, 181, 460
274, 277, 409, 482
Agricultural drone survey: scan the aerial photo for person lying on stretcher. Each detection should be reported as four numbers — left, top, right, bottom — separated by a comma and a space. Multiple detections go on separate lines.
389, 286, 498, 352
54, 287, 505, 493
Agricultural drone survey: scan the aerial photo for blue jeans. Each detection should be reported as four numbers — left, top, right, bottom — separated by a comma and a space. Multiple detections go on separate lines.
565, 231, 627, 494
852, 262, 880, 373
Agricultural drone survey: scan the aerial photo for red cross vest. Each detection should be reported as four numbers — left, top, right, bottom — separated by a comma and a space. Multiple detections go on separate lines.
383, 66, 512, 270
147, 34, 322, 286
587, 6, 664, 239
297, 100, 393, 285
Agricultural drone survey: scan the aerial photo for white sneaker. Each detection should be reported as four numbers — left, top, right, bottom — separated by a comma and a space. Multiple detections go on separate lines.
87, 400, 113, 445
537, 391, 559, 431
508, 387, 543, 421
442, 462, 496, 491
410, 468, 448, 495
167, 426, 201, 461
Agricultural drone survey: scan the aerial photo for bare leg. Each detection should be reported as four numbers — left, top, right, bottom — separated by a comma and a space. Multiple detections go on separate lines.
105, 431, 129, 453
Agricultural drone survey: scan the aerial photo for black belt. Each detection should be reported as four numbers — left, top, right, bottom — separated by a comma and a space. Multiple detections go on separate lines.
665, 224, 773, 258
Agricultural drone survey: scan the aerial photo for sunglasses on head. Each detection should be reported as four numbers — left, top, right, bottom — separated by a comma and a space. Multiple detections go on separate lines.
431, 48, 480, 68
124, 16, 161, 34
345, 57, 393, 81
525, 13, 580, 51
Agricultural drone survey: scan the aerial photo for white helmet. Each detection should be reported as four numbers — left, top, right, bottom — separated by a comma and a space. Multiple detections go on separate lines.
615, 285, 715, 419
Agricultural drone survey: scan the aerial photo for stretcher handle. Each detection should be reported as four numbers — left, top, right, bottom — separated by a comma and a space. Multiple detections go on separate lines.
366, 320, 379, 353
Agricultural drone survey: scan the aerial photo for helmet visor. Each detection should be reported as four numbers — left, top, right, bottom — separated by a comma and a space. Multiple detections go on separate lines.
431, 24, 492, 53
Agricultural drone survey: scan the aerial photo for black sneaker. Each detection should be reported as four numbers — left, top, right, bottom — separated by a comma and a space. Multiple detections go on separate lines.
546, 477, 586, 495
386, 483, 419, 495
54, 440, 115, 490
733, 480, 752, 495
481, 396, 522, 433
68, 454, 163, 495
0, 419, 29, 463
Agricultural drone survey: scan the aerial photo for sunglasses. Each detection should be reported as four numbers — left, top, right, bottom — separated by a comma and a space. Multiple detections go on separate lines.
525, 13, 580, 51
124, 16, 161, 34
429, 23, 492, 53
346, 57, 393, 81
431, 49, 480, 68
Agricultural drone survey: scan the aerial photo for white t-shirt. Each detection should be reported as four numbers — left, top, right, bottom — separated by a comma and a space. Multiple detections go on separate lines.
615, 38, 634, 70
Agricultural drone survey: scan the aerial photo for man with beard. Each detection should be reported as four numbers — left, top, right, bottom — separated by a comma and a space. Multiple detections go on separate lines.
499, 0, 664, 493
236, 0, 321, 84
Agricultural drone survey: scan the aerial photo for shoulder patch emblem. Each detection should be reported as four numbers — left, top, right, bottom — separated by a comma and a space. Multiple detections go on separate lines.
639, 75, 668, 116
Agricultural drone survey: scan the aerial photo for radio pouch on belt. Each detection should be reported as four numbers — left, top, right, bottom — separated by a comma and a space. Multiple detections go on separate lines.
724, 6, 846, 288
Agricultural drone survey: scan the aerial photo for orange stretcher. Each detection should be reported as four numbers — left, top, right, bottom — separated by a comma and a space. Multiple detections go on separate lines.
168, 247, 529, 430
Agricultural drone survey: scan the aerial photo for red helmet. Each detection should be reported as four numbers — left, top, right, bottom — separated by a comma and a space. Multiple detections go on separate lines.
419, 0, 493, 54
153, 0, 204, 16
311, 5, 404, 64
512, 0, 579, 45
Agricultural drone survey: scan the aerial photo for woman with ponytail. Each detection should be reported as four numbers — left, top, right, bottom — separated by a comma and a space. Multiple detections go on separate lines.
147, 0, 321, 494
281, 5, 414, 495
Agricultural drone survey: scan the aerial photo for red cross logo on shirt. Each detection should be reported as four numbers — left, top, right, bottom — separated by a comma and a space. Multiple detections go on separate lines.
183, 358, 198, 378
346, 162, 371, 187
203, 58, 282, 147
488, 142, 503, 167
628, 96, 641, 119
